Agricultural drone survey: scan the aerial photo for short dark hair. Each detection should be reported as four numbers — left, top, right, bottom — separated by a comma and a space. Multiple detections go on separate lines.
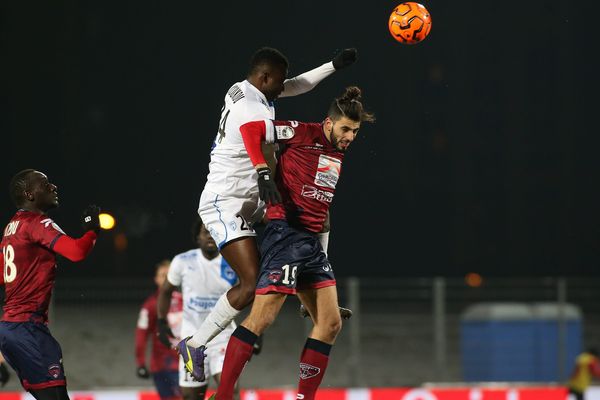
327, 86, 375, 124
248, 47, 289, 77
9, 169, 36, 207
191, 216, 204, 243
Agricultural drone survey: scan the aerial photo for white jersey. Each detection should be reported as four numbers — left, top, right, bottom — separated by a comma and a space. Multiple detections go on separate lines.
204, 80, 274, 198
202, 62, 337, 199
167, 248, 238, 341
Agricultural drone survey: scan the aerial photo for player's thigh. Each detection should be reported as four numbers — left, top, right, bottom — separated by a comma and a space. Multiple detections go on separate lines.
297, 286, 340, 325
0, 322, 66, 389
178, 358, 207, 389
198, 191, 258, 248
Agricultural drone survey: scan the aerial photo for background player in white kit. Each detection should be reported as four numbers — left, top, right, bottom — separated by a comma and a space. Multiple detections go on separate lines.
158, 218, 252, 400
178, 46, 358, 380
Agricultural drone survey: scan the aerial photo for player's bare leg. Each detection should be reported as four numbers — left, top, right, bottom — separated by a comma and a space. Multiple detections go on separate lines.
214, 293, 287, 400
179, 237, 261, 381
295, 286, 342, 400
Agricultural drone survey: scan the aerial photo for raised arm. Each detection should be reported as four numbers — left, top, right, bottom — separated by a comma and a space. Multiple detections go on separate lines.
280, 48, 358, 98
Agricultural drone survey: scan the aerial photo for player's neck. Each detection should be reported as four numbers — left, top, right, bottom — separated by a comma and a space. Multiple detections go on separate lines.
201, 249, 219, 260
19, 205, 46, 215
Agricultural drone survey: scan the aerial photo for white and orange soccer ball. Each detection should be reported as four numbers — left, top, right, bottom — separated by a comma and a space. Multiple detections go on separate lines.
388, 2, 432, 44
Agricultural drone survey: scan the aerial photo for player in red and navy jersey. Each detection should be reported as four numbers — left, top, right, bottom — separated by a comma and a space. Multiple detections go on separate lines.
0, 169, 100, 400
204, 87, 374, 400
135, 260, 183, 400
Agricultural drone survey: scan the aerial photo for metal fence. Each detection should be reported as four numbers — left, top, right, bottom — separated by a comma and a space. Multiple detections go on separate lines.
2, 276, 599, 390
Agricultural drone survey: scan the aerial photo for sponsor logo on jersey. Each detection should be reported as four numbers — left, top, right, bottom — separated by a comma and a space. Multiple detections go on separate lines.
189, 296, 219, 311
48, 363, 62, 379
299, 363, 321, 379
301, 185, 334, 203
315, 155, 341, 189
276, 125, 295, 140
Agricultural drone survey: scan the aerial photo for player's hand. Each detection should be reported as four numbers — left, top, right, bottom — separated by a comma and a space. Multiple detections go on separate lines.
136, 366, 150, 379
0, 362, 10, 387
157, 318, 175, 347
82, 204, 101, 233
332, 48, 358, 70
253, 335, 263, 355
257, 167, 282, 205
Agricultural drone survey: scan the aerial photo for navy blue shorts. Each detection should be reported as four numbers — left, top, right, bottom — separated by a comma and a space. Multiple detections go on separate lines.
255, 220, 336, 295
0, 321, 66, 390
152, 370, 180, 400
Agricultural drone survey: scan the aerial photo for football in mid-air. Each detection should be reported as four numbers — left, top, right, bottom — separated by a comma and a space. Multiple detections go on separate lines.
388, 2, 432, 44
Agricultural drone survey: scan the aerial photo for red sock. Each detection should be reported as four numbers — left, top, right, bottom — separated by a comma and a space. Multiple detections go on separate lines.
216, 326, 257, 400
297, 338, 332, 400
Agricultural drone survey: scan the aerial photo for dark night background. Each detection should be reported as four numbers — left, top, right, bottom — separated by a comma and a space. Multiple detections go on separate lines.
1, 1, 598, 279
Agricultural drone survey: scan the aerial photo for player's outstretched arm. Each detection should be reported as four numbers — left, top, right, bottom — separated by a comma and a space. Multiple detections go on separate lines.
279, 48, 358, 98
53, 205, 100, 262
156, 280, 177, 347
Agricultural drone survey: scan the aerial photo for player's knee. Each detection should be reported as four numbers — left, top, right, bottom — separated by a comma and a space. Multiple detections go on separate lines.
237, 284, 256, 305
321, 316, 342, 341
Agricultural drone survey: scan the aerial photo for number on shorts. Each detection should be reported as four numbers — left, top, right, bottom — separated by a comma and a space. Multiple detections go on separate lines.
3, 245, 17, 283
236, 214, 249, 231
281, 264, 297, 285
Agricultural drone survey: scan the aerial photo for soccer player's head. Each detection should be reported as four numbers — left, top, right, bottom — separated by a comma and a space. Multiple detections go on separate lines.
323, 86, 375, 152
247, 47, 289, 102
154, 259, 170, 287
192, 216, 218, 258
9, 169, 59, 211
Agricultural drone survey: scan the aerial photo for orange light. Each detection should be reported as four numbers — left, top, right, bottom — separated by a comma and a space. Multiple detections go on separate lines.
465, 272, 483, 287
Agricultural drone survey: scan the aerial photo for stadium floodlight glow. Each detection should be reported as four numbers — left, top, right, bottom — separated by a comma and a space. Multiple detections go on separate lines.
98, 213, 116, 230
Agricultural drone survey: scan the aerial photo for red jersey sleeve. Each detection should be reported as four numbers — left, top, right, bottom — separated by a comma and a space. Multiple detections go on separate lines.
591, 358, 600, 377
53, 231, 97, 262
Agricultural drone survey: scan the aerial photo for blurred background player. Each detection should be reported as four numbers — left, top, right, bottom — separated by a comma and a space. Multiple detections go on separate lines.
159, 217, 261, 400
135, 260, 183, 400
567, 347, 600, 400
180, 46, 358, 380
0, 352, 11, 387
0, 169, 100, 400
209, 86, 374, 400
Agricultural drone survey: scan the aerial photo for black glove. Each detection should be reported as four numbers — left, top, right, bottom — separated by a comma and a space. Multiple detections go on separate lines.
253, 335, 263, 355
82, 204, 101, 233
0, 362, 10, 387
157, 318, 175, 347
257, 167, 281, 205
136, 366, 150, 379
332, 48, 358, 70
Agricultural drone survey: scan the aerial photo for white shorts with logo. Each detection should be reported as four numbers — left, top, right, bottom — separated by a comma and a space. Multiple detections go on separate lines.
198, 189, 265, 248
178, 338, 230, 387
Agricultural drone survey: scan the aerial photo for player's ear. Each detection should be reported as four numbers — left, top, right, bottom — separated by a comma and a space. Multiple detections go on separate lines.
24, 190, 34, 201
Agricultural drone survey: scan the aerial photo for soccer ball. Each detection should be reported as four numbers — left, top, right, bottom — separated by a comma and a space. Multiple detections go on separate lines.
388, 2, 432, 44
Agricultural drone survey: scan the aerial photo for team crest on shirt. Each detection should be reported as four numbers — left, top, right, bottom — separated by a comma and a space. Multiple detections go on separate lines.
299, 363, 321, 379
276, 126, 295, 140
48, 363, 62, 378
315, 155, 341, 189
268, 270, 282, 283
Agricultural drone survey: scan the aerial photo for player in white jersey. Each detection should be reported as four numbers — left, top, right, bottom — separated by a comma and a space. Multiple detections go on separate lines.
158, 218, 254, 400
179, 47, 358, 381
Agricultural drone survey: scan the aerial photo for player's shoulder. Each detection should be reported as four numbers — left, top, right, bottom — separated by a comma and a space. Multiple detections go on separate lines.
273, 120, 321, 141
142, 291, 158, 308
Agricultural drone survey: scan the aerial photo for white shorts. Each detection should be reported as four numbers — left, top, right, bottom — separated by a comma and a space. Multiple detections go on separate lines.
198, 190, 265, 248
178, 339, 229, 387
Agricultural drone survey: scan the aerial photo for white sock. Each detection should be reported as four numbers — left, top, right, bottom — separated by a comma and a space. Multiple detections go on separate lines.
187, 292, 240, 348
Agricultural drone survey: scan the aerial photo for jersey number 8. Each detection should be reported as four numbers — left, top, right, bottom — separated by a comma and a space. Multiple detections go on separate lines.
2, 245, 17, 283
